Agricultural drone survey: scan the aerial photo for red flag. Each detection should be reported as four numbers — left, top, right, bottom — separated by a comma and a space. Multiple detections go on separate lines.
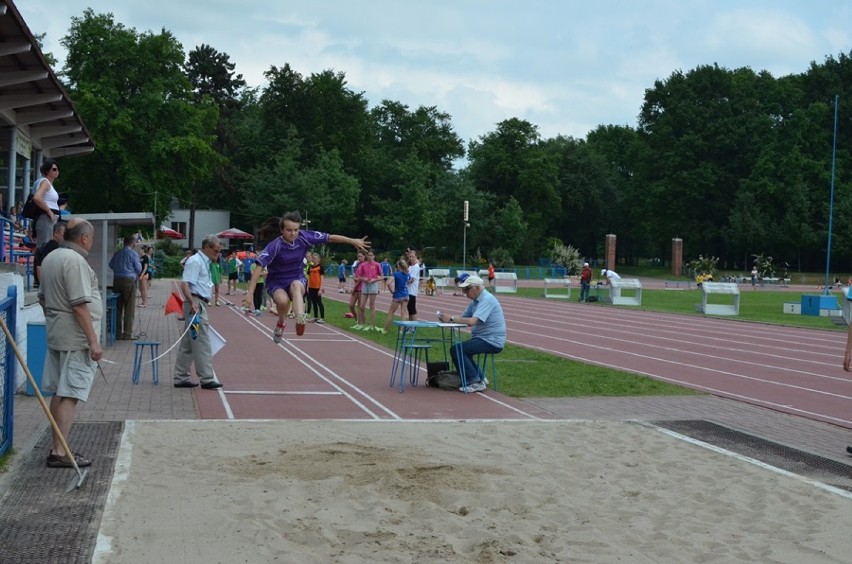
164, 291, 184, 316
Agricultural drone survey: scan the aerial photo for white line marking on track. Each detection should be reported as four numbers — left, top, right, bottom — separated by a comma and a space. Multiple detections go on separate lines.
224, 390, 343, 396
509, 330, 852, 401
225, 306, 544, 421
231, 309, 401, 420
646, 423, 852, 500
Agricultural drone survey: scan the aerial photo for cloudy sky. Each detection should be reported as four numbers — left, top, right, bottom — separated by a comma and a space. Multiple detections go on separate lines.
18, 1, 852, 145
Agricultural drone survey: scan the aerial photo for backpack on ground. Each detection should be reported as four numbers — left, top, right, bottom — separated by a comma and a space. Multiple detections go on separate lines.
426, 370, 462, 390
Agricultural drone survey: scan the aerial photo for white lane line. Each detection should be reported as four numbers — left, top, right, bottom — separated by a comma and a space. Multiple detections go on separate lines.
230, 309, 400, 420
227, 305, 543, 421
224, 390, 342, 396
509, 327, 852, 396
511, 316, 847, 372
648, 423, 852, 500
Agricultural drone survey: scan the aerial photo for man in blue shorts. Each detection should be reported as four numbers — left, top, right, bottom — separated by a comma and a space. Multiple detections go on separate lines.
244, 211, 369, 341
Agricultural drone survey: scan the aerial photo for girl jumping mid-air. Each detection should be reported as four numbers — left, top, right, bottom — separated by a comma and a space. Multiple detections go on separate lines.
244, 212, 369, 342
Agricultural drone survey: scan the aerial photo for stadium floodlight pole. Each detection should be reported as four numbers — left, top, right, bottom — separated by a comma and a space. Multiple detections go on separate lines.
462, 200, 469, 271
824, 95, 839, 296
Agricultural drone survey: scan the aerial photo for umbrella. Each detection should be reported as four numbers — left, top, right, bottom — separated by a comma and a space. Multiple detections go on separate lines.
216, 227, 253, 240
157, 226, 185, 240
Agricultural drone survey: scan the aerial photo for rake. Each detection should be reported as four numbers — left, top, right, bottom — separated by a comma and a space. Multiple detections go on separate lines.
0, 317, 89, 491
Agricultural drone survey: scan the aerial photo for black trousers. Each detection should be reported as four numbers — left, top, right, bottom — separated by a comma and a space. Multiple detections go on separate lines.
307, 288, 324, 319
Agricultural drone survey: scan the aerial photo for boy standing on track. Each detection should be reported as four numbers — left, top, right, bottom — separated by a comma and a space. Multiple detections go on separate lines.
244, 211, 369, 342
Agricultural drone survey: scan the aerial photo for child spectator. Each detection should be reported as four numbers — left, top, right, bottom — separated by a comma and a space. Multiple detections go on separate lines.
250, 262, 266, 316
425, 276, 437, 296
337, 259, 348, 293
379, 259, 410, 334
380, 256, 392, 291
226, 251, 242, 295
347, 251, 365, 322
307, 252, 325, 323
356, 250, 383, 331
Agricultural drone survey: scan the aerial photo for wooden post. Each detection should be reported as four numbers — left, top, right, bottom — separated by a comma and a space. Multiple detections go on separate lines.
605, 234, 616, 269
672, 238, 683, 276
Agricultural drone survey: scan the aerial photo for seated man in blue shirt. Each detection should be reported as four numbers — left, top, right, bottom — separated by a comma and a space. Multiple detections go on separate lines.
438, 275, 506, 392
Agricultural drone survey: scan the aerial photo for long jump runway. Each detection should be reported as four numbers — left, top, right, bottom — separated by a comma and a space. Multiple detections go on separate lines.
196, 300, 550, 421
321, 284, 852, 429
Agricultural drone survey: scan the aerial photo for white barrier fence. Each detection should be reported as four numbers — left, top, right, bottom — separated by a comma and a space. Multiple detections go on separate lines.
609, 278, 642, 306
701, 282, 740, 315
429, 269, 450, 294
544, 277, 572, 299
492, 272, 518, 293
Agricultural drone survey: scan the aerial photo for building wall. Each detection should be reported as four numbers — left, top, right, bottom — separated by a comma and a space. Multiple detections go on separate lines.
166, 209, 230, 250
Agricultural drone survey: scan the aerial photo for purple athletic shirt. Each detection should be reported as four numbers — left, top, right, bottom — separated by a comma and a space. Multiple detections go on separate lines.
256, 230, 330, 290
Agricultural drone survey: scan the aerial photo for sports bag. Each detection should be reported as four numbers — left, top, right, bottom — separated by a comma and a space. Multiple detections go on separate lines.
21, 194, 42, 220
426, 370, 462, 390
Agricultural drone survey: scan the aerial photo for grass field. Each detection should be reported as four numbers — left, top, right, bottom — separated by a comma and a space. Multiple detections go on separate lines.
320, 299, 696, 399
515, 287, 847, 331
316, 272, 850, 399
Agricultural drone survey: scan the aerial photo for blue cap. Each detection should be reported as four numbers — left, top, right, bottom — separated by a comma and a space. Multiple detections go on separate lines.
458, 273, 470, 282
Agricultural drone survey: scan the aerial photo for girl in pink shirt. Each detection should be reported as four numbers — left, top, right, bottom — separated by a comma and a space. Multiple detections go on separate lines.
355, 250, 383, 330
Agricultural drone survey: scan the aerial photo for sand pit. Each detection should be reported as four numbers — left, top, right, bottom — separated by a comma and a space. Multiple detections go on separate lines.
94, 420, 852, 563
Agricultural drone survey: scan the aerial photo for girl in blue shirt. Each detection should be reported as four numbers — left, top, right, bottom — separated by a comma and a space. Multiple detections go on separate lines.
378, 259, 410, 334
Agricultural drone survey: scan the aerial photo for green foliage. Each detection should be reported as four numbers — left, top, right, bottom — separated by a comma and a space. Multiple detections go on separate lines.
752, 253, 776, 277
53, 8, 852, 271
547, 239, 583, 275
58, 9, 220, 223
154, 238, 183, 256
157, 255, 186, 278
685, 255, 719, 277
0, 448, 14, 472
488, 248, 514, 269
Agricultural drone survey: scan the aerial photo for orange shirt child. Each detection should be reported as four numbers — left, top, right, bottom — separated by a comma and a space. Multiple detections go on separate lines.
308, 263, 323, 290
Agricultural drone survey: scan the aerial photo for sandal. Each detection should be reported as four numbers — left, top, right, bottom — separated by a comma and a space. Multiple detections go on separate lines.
46, 452, 92, 468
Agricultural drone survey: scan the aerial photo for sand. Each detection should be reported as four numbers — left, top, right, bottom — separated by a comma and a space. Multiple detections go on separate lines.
93, 420, 852, 563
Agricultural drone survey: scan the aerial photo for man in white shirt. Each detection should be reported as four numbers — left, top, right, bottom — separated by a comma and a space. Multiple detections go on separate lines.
174, 235, 224, 389
601, 268, 622, 299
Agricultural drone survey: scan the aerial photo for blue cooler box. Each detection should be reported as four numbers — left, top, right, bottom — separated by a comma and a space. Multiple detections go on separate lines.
25, 321, 52, 397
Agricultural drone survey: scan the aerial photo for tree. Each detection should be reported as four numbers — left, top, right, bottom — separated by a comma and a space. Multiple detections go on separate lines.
466, 119, 560, 260
185, 44, 248, 227
636, 65, 779, 261
58, 9, 220, 221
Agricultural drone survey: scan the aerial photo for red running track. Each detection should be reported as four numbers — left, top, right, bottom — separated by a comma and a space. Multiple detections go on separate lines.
197, 281, 852, 428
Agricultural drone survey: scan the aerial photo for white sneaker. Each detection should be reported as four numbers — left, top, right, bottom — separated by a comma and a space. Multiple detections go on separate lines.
481, 377, 489, 387
316, 319, 326, 324
459, 381, 486, 393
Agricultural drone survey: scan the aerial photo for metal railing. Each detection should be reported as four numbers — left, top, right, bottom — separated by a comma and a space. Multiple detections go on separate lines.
0, 286, 18, 456
0, 215, 34, 290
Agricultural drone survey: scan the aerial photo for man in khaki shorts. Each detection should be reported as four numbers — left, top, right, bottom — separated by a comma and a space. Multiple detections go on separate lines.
38, 218, 103, 469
